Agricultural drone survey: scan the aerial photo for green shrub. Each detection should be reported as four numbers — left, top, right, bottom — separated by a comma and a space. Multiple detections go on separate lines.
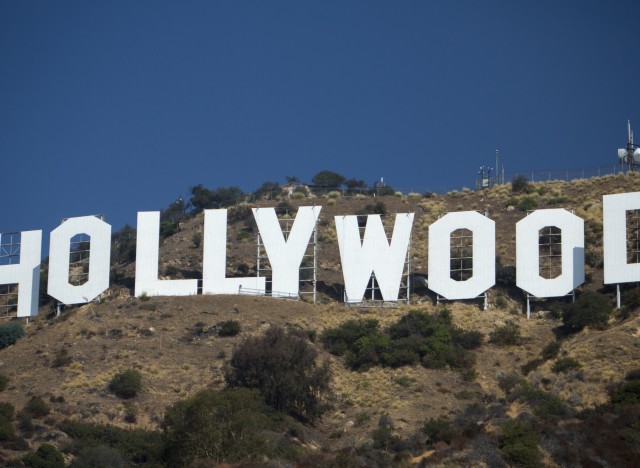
422, 417, 460, 444
0, 374, 9, 392
62, 421, 162, 465
0, 402, 14, 420
511, 383, 571, 423
108, 370, 142, 399
320, 318, 381, 357
611, 380, 640, 405
552, 357, 581, 374
25, 397, 49, 418
321, 310, 478, 372
217, 320, 241, 337
0, 415, 14, 441
541, 341, 561, 360
191, 231, 203, 248
562, 291, 612, 332
489, 323, 521, 346
225, 327, 330, 421
517, 196, 538, 211
454, 330, 484, 349
68, 445, 127, 468
500, 419, 541, 467
521, 358, 543, 375
498, 373, 525, 394
0, 321, 24, 349
52, 348, 72, 368
22, 443, 64, 468
163, 388, 273, 466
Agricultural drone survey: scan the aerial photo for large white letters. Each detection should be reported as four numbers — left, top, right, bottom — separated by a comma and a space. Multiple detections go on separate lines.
516, 209, 584, 297
253, 206, 321, 297
428, 211, 495, 300
603, 192, 640, 284
336, 213, 413, 302
48, 216, 111, 304
134, 211, 198, 297
202, 209, 266, 294
0, 231, 41, 317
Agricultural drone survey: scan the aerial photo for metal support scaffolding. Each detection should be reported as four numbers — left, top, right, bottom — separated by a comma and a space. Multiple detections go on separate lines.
0, 232, 21, 318
256, 212, 318, 303
344, 214, 411, 307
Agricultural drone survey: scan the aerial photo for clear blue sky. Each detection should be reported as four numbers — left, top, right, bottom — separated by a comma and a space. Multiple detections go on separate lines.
2, 1, 639, 239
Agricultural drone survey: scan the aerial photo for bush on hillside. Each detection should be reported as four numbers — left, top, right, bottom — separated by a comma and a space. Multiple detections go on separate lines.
61, 421, 163, 466
610, 370, 640, 405
22, 443, 65, 468
108, 370, 141, 399
0, 321, 24, 349
489, 322, 521, 346
0, 374, 9, 392
321, 310, 478, 372
217, 320, 241, 337
562, 291, 612, 332
225, 327, 330, 421
500, 419, 542, 467
163, 388, 273, 466
24, 397, 50, 418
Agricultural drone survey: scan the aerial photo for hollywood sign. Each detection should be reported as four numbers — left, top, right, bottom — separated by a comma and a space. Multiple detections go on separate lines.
2, 192, 640, 317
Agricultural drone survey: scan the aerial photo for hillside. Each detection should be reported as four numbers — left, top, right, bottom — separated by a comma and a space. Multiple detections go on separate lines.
1, 173, 640, 466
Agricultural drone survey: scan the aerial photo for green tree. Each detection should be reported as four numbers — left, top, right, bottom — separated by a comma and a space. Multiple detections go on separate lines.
189, 185, 243, 212
311, 170, 345, 188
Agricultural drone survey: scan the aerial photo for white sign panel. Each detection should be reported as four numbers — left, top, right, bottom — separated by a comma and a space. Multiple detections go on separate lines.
428, 211, 495, 300
336, 213, 414, 302
48, 216, 111, 304
134, 211, 198, 297
516, 209, 584, 297
0, 231, 41, 317
603, 192, 640, 284
253, 206, 321, 297
202, 209, 266, 295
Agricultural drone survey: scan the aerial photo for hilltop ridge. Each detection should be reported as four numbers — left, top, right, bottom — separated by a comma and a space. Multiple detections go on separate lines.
1, 173, 640, 466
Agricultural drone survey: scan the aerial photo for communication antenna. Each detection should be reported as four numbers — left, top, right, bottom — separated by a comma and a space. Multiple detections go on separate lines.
618, 120, 640, 172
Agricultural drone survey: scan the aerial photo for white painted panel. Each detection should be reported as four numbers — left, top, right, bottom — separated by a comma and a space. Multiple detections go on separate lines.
48, 216, 111, 304
253, 206, 321, 297
603, 192, 640, 284
0, 231, 41, 317
336, 213, 413, 302
516, 209, 584, 297
134, 211, 198, 297
202, 209, 265, 294
428, 211, 495, 300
